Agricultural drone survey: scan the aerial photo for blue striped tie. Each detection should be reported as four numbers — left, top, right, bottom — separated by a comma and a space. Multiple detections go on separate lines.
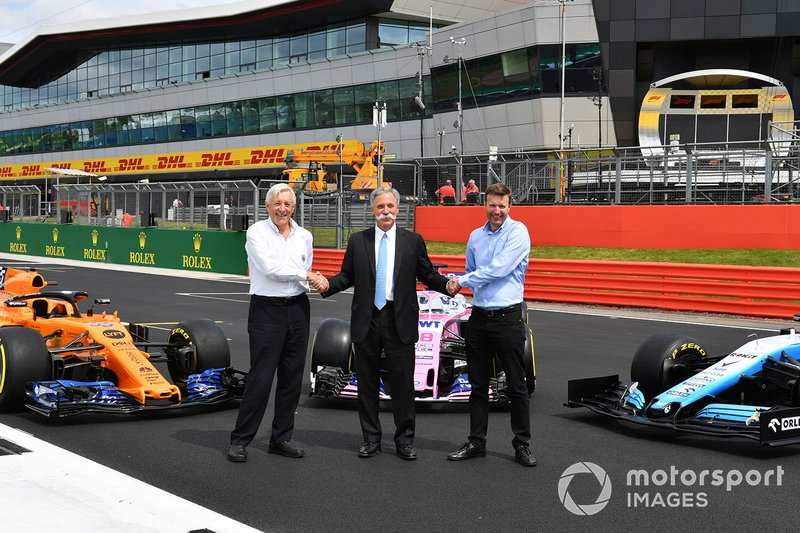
374, 233, 387, 309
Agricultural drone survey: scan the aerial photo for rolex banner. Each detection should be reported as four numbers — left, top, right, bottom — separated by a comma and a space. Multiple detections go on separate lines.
0, 222, 247, 275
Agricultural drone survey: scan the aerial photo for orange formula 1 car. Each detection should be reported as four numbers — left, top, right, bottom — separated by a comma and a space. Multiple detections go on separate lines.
0, 266, 244, 417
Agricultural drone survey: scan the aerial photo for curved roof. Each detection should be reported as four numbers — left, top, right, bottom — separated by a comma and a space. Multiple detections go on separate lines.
0, 0, 393, 88
651, 69, 784, 89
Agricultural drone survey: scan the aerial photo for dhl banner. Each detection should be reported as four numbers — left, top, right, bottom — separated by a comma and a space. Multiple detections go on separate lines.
0, 140, 362, 181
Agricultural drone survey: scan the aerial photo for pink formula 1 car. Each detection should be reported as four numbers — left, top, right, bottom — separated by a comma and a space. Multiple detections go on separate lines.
309, 290, 536, 402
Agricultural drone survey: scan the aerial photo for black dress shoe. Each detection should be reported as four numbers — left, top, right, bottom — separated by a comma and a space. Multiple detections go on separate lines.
268, 440, 305, 458
358, 441, 382, 458
396, 444, 417, 461
514, 444, 537, 467
447, 441, 486, 461
227, 444, 247, 463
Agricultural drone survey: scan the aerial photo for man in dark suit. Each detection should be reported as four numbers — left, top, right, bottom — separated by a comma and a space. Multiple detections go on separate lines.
315, 186, 451, 460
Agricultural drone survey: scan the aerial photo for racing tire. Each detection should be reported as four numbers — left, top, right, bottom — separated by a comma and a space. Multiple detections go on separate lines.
311, 318, 353, 373
630, 333, 707, 399
523, 324, 536, 396
167, 319, 231, 381
0, 327, 51, 412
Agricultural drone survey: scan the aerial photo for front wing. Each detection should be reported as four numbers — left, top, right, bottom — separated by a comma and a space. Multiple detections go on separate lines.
566, 375, 800, 446
311, 367, 504, 402
25, 367, 245, 417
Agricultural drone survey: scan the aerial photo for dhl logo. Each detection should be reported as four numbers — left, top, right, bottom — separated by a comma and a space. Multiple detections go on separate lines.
305, 144, 344, 152
703, 96, 725, 105
118, 157, 146, 171
49, 163, 72, 170
647, 95, 662, 102
772, 94, 786, 100
21, 165, 42, 176
84, 161, 110, 173
200, 152, 234, 167
0, 167, 12, 177
156, 155, 190, 169
247, 148, 286, 165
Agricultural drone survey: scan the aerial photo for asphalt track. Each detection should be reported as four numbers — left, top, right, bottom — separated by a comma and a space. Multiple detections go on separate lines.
2, 256, 800, 532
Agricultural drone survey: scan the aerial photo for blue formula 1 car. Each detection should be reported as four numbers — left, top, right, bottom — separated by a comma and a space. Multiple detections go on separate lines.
567, 329, 800, 446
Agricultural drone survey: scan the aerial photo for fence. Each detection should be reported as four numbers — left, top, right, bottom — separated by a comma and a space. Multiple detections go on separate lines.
417, 135, 800, 206
312, 249, 800, 320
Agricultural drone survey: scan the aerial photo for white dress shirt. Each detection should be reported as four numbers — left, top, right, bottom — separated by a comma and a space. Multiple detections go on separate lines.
246, 217, 313, 297
374, 224, 396, 302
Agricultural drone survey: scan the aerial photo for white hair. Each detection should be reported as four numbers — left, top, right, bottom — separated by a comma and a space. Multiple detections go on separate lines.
265, 183, 296, 207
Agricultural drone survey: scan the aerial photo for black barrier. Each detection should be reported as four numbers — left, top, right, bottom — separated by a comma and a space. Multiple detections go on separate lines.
140, 212, 157, 227
60, 210, 72, 224
232, 214, 248, 231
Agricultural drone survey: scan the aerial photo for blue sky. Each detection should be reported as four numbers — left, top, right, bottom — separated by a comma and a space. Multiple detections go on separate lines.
0, 0, 236, 45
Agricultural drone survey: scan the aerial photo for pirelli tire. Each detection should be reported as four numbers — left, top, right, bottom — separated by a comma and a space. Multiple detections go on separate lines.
167, 319, 231, 381
523, 324, 536, 396
311, 318, 353, 373
630, 333, 707, 399
0, 327, 51, 412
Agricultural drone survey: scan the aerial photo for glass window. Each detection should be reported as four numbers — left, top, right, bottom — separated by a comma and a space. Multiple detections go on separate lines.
210, 103, 227, 136
308, 31, 326, 61
195, 105, 212, 137
408, 25, 429, 45
314, 89, 334, 126
397, 77, 420, 118
475, 55, 505, 104
354, 83, 376, 123
290, 34, 308, 63
432, 63, 458, 111
166, 109, 183, 140
259, 97, 277, 133
225, 101, 243, 134
501, 49, 531, 99
242, 99, 260, 133
152, 110, 169, 141
276, 95, 294, 130
273, 38, 290, 66
327, 26, 346, 58
179, 108, 196, 138
346, 23, 366, 54
379, 21, 407, 47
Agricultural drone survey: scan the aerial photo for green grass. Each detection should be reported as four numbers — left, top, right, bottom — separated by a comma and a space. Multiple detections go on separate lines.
302, 227, 800, 268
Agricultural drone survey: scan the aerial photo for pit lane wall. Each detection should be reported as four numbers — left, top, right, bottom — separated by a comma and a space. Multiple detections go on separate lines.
0, 222, 247, 275
416, 204, 800, 249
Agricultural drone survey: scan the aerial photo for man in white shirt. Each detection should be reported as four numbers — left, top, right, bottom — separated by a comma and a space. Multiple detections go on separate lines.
227, 183, 322, 463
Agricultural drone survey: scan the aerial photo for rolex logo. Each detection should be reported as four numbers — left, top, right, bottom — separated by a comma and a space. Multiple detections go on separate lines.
52, 227, 59, 243
139, 232, 147, 250
91, 229, 98, 247
193, 233, 202, 253
15, 226, 21, 240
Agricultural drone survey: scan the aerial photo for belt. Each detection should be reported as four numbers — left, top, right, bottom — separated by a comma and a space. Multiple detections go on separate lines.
253, 294, 305, 303
472, 303, 522, 318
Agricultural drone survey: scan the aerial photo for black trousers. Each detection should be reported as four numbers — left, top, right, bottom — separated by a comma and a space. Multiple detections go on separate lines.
466, 306, 531, 448
230, 294, 310, 446
354, 303, 416, 446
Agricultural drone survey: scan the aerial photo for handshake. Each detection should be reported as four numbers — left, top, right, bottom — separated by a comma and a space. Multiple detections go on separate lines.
446, 277, 461, 296
307, 271, 329, 292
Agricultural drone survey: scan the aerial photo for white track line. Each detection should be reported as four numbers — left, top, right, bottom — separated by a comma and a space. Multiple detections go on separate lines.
0, 423, 260, 533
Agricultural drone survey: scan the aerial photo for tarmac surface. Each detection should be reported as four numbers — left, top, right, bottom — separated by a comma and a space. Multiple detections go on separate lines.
1, 254, 799, 532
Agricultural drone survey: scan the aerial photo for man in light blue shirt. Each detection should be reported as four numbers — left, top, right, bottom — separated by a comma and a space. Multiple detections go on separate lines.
446, 183, 536, 467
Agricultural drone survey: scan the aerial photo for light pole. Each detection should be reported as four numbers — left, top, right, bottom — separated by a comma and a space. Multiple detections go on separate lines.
592, 68, 603, 148
444, 37, 466, 202
335, 133, 344, 249
373, 101, 387, 187
557, 0, 574, 203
